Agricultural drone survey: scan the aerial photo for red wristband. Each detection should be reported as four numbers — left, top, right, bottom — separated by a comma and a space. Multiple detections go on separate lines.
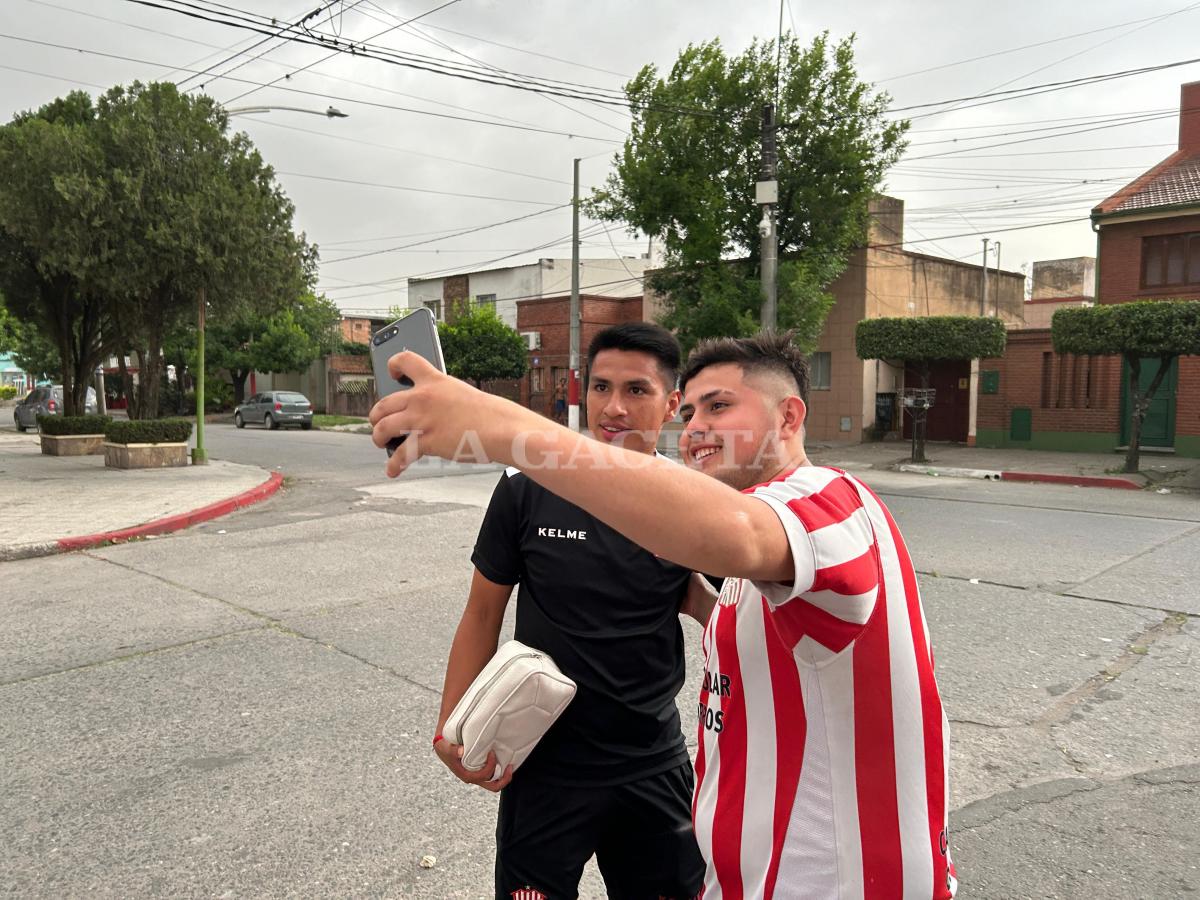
433, 733, 444, 746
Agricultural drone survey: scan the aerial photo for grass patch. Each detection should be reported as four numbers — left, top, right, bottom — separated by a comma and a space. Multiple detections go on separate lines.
313, 414, 368, 428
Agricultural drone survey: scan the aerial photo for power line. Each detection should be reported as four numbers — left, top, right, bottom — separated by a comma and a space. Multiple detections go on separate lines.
334, 273, 647, 308
320, 204, 572, 264
866, 216, 1091, 251
0, 33, 624, 142
242, 117, 572, 186
119, 0, 719, 118
414, 22, 631, 79
276, 170, 565, 205
902, 113, 1180, 160
123, 0, 631, 103
218, 0, 464, 105
176, 0, 346, 89
320, 223, 609, 293
879, 4, 1200, 83
781, 51, 1200, 131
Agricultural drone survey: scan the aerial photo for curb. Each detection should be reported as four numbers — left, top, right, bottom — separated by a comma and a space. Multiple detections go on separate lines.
895, 464, 1142, 490
1000, 471, 1142, 491
0, 472, 284, 562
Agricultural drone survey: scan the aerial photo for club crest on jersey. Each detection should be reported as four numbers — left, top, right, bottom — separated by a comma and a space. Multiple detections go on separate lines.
717, 578, 743, 607
511, 889, 547, 900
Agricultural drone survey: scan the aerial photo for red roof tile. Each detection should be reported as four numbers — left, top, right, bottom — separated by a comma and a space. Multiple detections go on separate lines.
1094, 149, 1200, 215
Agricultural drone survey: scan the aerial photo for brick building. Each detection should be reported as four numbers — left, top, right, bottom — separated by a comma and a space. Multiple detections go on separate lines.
646, 195, 1026, 443
339, 314, 390, 345
976, 80, 1200, 456
515, 294, 644, 424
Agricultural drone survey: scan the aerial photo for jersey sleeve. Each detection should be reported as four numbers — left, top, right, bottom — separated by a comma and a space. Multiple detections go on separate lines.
747, 471, 881, 653
470, 471, 523, 586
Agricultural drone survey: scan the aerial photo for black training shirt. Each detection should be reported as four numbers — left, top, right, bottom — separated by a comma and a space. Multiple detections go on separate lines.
471, 468, 691, 786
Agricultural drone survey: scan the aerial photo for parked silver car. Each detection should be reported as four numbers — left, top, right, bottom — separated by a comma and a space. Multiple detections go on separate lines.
233, 391, 313, 430
13, 385, 98, 431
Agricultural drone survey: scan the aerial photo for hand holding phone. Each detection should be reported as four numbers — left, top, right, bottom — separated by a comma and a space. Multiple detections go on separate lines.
370, 308, 446, 456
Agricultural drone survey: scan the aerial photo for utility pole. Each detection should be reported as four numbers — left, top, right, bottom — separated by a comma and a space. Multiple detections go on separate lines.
980, 237, 990, 317
192, 286, 207, 465
568, 158, 581, 432
993, 241, 1002, 317
758, 103, 779, 330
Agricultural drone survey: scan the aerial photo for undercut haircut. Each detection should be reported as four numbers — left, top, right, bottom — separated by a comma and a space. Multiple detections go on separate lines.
587, 322, 681, 390
679, 330, 810, 405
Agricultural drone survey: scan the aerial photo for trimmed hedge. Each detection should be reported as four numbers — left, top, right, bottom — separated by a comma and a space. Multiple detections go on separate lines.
37, 414, 112, 435
856, 316, 1008, 362
1052, 300, 1200, 356
0, 385, 16, 400
105, 418, 194, 444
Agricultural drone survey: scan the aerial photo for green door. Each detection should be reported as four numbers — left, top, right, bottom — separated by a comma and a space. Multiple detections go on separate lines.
1120, 357, 1177, 448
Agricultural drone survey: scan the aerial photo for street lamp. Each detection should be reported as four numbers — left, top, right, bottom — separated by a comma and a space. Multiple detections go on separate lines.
226, 105, 349, 118
190, 104, 349, 466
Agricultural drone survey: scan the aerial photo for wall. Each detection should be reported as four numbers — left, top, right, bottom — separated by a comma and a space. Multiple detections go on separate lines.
1022, 297, 1092, 329
1032, 257, 1095, 299
1097, 213, 1200, 303
465, 266, 541, 329
540, 258, 647, 300
408, 259, 647, 330
975, 329, 1124, 451
805, 248, 868, 442
516, 295, 643, 420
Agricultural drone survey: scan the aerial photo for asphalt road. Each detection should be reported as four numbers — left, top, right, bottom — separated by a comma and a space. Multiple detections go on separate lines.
2, 438, 1198, 898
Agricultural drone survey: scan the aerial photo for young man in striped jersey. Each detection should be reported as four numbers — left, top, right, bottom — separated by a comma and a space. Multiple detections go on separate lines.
371, 331, 955, 899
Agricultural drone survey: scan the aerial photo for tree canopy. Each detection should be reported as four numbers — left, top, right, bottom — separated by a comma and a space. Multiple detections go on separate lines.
206, 293, 341, 404
589, 32, 908, 352
856, 316, 1008, 364
1051, 300, 1200, 357
1053, 300, 1200, 473
438, 305, 527, 387
0, 82, 315, 416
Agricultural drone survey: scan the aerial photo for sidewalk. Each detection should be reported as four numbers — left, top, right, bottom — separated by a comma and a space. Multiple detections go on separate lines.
657, 424, 1200, 492
0, 432, 280, 561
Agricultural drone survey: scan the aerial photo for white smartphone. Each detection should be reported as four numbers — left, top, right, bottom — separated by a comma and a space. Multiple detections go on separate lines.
370, 307, 446, 456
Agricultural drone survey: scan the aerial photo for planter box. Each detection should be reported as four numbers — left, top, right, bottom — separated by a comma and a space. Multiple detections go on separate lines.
104, 441, 189, 469
41, 433, 107, 456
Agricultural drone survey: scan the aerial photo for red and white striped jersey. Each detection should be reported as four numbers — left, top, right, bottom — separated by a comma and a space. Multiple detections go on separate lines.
692, 466, 955, 899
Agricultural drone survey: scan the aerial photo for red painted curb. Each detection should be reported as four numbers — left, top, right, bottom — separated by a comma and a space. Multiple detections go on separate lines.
56, 471, 285, 552
1001, 471, 1142, 491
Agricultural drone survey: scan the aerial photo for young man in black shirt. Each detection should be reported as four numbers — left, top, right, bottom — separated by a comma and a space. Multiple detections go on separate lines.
433, 322, 707, 900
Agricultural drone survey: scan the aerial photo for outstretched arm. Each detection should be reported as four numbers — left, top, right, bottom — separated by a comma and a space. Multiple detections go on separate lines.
370, 353, 794, 583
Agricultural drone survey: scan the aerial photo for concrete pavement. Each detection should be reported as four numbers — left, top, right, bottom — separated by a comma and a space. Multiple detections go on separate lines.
0, 432, 279, 561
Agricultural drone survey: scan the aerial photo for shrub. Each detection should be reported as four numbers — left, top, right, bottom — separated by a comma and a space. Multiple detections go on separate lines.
105, 418, 193, 444
856, 316, 1008, 362
37, 414, 111, 435
0, 385, 16, 400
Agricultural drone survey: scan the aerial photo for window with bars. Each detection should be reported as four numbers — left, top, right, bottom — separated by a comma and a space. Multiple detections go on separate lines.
1141, 232, 1200, 288
1040, 352, 1099, 409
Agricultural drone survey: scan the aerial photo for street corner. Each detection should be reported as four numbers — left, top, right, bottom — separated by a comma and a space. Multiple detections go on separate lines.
0, 459, 284, 562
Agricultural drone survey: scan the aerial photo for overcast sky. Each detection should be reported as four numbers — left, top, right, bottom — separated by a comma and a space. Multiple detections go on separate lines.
2, 0, 1198, 313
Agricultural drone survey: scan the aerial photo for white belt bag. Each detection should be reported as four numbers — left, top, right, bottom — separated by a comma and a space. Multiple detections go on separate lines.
442, 640, 576, 780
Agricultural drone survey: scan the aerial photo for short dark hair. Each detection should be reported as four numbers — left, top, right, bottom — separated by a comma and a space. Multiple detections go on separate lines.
587, 322, 681, 389
679, 331, 810, 404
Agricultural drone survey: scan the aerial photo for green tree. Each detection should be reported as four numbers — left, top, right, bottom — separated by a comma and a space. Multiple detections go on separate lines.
589, 33, 907, 353
1052, 301, 1200, 474
0, 93, 115, 414
0, 295, 61, 379
856, 316, 1007, 463
438, 305, 527, 387
93, 82, 315, 418
206, 292, 340, 404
